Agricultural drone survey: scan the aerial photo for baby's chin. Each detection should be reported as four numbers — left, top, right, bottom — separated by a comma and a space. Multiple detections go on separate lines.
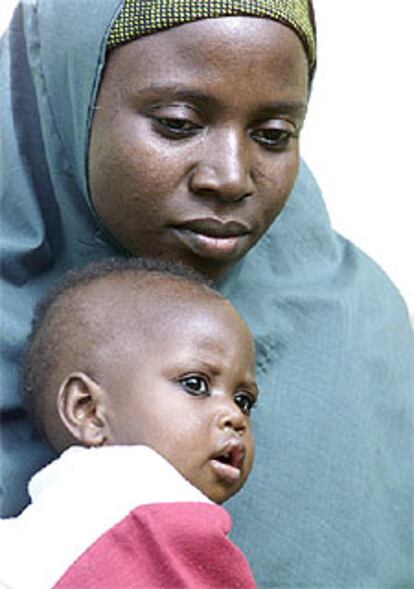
200, 476, 248, 505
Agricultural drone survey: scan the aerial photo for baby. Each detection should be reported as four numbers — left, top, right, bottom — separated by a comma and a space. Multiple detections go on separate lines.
0, 257, 258, 589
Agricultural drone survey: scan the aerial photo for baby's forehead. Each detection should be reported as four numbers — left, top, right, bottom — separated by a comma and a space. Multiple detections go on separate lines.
76, 272, 223, 333
39, 268, 254, 400
81, 273, 252, 360
86, 272, 214, 309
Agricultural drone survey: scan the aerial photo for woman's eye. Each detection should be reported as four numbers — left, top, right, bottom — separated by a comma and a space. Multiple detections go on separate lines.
251, 128, 297, 150
233, 393, 256, 416
178, 375, 209, 396
153, 117, 201, 138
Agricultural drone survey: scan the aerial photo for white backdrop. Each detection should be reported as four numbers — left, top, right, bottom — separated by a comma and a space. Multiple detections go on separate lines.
1, 1, 413, 316
302, 1, 414, 318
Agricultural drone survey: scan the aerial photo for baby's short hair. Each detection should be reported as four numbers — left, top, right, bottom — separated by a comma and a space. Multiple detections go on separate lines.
23, 257, 214, 441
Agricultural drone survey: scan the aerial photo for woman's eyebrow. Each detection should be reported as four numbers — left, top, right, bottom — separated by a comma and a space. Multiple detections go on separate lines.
136, 85, 307, 116
136, 85, 215, 107
258, 100, 307, 117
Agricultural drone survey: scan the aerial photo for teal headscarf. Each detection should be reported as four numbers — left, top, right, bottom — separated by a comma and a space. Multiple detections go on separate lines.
1, 1, 413, 586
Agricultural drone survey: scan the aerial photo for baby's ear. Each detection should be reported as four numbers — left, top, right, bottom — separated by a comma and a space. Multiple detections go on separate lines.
57, 372, 108, 447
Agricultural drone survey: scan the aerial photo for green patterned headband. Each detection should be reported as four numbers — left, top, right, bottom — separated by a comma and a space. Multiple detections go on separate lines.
107, 0, 317, 76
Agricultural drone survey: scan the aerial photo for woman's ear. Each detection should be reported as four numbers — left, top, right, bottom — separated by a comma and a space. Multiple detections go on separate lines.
57, 372, 108, 447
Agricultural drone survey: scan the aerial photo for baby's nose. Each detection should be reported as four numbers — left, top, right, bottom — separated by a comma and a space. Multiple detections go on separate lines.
216, 399, 247, 435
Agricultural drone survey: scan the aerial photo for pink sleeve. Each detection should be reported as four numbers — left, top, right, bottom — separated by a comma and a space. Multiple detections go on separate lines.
54, 502, 256, 588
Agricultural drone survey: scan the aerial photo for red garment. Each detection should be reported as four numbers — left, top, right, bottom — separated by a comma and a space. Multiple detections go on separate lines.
0, 446, 256, 588
56, 502, 255, 589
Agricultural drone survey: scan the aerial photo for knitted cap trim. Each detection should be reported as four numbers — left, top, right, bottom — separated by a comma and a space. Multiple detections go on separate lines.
107, 0, 316, 72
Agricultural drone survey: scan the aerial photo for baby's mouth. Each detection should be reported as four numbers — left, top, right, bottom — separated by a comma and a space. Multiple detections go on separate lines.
209, 441, 246, 483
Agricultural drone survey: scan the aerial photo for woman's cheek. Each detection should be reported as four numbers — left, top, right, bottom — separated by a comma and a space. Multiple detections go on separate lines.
259, 150, 299, 220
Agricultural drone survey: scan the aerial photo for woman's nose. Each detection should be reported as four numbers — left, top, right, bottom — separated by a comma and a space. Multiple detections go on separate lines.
189, 129, 254, 203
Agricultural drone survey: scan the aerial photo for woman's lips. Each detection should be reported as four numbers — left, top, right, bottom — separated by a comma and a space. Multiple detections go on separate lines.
172, 218, 251, 259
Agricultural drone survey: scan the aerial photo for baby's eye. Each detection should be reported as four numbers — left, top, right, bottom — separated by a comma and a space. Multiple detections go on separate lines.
233, 392, 256, 416
178, 375, 209, 396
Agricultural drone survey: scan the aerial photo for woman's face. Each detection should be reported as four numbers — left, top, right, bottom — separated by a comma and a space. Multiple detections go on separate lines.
88, 17, 308, 279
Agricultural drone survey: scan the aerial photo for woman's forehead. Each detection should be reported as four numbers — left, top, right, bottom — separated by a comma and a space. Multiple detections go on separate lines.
102, 17, 309, 103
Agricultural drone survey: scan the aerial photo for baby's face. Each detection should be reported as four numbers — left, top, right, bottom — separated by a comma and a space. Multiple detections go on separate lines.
100, 289, 257, 503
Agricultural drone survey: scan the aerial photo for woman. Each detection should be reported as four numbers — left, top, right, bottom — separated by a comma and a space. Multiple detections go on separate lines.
1, 0, 413, 585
